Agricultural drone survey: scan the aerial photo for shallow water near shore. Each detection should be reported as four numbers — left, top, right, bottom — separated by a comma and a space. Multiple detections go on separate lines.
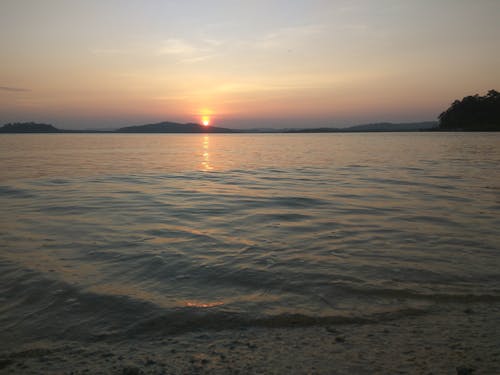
1, 133, 499, 346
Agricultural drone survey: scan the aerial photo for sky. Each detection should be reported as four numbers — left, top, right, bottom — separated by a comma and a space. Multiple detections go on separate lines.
1, 0, 499, 129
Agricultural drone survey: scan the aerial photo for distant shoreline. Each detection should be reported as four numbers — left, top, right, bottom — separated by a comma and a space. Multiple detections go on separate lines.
2, 120, 499, 133
0, 121, 448, 134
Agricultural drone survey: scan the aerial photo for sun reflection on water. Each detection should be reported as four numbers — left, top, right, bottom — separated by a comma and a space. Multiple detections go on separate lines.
184, 300, 224, 308
201, 135, 213, 170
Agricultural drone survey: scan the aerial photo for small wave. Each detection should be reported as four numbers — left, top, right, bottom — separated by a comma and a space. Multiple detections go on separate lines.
335, 284, 500, 303
3, 256, 500, 347
243, 212, 311, 223
47, 179, 70, 185
0, 185, 34, 198
269, 196, 327, 208
123, 307, 428, 338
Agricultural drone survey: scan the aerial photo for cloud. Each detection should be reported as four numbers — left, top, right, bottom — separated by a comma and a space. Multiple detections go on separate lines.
253, 24, 325, 49
156, 38, 222, 63
0, 86, 31, 92
181, 54, 217, 64
91, 38, 201, 57
157, 38, 198, 55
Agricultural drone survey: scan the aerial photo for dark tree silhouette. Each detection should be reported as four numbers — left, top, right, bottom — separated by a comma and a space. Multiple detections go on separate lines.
438, 90, 500, 131
0, 122, 60, 133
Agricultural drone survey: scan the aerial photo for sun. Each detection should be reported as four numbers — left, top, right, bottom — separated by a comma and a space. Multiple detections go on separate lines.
202, 116, 210, 126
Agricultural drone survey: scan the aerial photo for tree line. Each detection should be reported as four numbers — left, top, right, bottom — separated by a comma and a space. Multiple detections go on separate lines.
439, 90, 500, 131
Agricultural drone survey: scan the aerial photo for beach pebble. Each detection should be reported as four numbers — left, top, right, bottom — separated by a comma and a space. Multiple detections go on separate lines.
326, 326, 340, 334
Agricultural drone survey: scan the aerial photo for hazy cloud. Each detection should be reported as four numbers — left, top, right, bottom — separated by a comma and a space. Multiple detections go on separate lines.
91, 35, 224, 63
92, 38, 203, 57
253, 24, 325, 49
0, 86, 31, 92
181, 54, 217, 64
157, 39, 198, 55
155, 38, 222, 63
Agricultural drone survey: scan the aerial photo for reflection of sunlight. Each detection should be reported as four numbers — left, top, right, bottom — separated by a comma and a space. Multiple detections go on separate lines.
201, 135, 213, 170
184, 300, 224, 308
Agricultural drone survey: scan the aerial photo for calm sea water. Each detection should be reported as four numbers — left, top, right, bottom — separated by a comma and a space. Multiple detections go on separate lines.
1, 133, 499, 343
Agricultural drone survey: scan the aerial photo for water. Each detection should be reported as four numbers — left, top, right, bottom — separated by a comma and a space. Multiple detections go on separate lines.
1, 133, 499, 343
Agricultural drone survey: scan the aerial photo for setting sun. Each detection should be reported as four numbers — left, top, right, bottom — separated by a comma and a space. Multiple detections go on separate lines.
202, 116, 210, 126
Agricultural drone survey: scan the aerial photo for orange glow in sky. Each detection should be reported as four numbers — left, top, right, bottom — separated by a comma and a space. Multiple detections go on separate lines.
1, 2, 499, 129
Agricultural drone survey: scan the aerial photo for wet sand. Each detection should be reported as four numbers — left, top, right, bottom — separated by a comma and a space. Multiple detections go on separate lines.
1, 303, 499, 375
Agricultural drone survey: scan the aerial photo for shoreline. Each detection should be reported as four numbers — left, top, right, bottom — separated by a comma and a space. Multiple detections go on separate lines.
1, 302, 499, 374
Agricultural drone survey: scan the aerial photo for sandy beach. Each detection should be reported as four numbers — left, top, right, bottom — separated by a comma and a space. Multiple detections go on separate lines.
1, 302, 499, 374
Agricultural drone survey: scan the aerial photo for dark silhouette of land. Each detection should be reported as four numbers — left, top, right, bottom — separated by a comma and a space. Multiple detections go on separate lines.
116, 121, 235, 133
0, 121, 439, 134
0, 122, 113, 133
286, 122, 437, 133
3, 88, 500, 134
0, 122, 60, 133
439, 90, 500, 131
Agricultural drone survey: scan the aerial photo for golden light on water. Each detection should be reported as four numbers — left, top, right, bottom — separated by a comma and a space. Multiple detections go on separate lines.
184, 300, 224, 308
201, 135, 213, 170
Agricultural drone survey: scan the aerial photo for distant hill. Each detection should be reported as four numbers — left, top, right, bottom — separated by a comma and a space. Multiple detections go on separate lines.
0, 122, 61, 133
286, 121, 437, 133
439, 90, 500, 131
0, 120, 440, 134
117, 121, 235, 133
343, 121, 437, 132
